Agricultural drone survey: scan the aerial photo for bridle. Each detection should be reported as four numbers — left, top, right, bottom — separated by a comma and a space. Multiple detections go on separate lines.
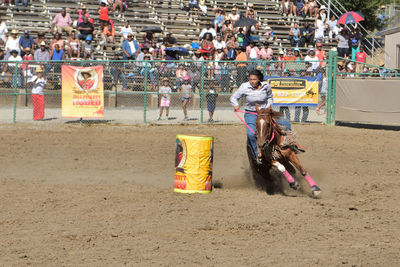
257, 113, 276, 151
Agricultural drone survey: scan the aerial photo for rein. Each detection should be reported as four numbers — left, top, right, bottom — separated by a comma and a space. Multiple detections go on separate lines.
234, 109, 275, 143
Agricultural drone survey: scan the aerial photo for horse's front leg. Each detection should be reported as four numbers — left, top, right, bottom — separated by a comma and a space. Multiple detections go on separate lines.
286, 150, 321, 197
272, 160, 300, 190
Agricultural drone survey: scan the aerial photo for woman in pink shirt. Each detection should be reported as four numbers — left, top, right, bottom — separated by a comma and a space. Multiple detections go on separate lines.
260, 42, 273, 60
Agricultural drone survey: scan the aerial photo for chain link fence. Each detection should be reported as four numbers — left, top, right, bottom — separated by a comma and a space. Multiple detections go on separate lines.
3, 56, 391, 124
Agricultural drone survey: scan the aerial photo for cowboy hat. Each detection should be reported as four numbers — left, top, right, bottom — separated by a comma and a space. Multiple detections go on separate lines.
35, 67, 43, 73
11, 29, 18, 34
162, 77, 169, 82
319, 5, 327, 10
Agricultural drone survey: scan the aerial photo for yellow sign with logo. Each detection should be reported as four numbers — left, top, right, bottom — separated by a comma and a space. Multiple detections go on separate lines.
266, 77, 319, 106
174, 135, 214, 194
62, 65, 104, 118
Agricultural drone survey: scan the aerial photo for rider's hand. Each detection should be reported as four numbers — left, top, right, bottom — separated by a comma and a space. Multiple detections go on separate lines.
233, 106, 240, 112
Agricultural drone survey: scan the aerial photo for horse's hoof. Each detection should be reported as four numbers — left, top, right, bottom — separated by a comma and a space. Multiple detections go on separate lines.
289, 181, 300, 190
311, 186, 321, 198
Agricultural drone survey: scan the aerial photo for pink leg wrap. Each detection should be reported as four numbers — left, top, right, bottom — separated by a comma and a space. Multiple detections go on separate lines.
304, 173, 317, 187
283, 171, 295, 184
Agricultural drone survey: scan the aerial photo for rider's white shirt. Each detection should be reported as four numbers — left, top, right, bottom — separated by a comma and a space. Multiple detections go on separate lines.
230, 81, 273, 111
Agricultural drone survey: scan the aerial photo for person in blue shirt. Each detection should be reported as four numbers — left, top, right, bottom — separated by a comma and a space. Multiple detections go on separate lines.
19, 30, 35, 55
122, 33, 140, 60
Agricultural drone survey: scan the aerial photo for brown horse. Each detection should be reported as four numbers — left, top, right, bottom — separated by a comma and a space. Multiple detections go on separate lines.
249, 106, 321, 197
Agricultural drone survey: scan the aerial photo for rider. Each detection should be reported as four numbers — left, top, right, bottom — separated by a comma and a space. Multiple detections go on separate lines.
230, 69, 291, 164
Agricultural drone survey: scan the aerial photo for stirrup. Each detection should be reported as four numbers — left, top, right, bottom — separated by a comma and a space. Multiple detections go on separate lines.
256, 157, 263, 165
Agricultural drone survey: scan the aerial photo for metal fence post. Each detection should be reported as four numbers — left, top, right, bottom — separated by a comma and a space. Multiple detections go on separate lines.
143, 62, 148, 123
12, 62, 18, 123
331, 52, 338, 125
326, 50, 334, 125
200, 61, 205, 123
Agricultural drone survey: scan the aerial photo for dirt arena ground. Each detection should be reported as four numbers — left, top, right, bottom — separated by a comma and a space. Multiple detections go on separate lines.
1, 123, 399, 266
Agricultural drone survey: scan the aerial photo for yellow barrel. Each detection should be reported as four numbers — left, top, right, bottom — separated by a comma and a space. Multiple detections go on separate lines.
174, 135, 214, 194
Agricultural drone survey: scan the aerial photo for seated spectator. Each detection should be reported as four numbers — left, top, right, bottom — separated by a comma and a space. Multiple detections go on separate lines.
281, 0, 291, 16
15, 0, 28, 9
21, 47, 33, 77
77, 16, 94, 41
50, 33, 64, 50
222, 19, 234, 41
300, 22, 315, 47
199, 24, 217, 40
294, 48, 303, 60
0, 17, 7, 46
82, 36, 94, 60
246, 41, 260, 61
198, 0, 207, 15
189, 0, 199, 10
295, 0, 305, 17
51, 8, 73, 35
50, 44, 65, 60
227, 7, 240, 25
162, 32, 176, 48
200, 33, 214, 58
289, 23, 301, 47
19, 30, 35, 55
290, 0, 301, 17
101, 20, 115, 50
5, 29, 20, 58
149, 41, 161, 59
260, 42, 273, 60
34, 31, 48, 49
136, 46, 153, 67
110, 53, 127, 91
67, 31, 81, 58
120, 21, 133, 45
213, 34, 227, 54
98, 2, 110, 30
336, 29, 349, 58
122, 33, 140, 60
314, 18, 325, 43
75, 5, 93, 25
304, 0, 318, 18
283, 48, 297, 61
34, 42, 50, 61
142, 31, 153, 49
213, 8, 224, 33
327, 15, 339, 41
3, 50, 23, 86
113, 0, 127, 18
304, 48, 319, 72
226, 35, 238, 60
245, 3, 258, 32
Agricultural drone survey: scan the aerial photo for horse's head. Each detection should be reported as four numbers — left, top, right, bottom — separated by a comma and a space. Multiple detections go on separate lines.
255, 105, 281, 159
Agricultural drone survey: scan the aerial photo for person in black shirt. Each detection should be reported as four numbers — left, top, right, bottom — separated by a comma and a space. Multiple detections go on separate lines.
162, 32, 176, 47
77, 16, 94, 41
300, 22, 315, 47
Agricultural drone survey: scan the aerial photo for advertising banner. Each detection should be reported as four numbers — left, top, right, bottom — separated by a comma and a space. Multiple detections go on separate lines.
265, 76, 319, 107
62, 65, 104, 118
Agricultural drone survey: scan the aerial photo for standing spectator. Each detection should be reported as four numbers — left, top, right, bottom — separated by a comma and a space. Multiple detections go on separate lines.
51, 8, 73, 35
5, 29, 21, 58
0, 17, 8, 46
21, 47, 34, 78
82, 36, 94, 59
206, 82, 218, 123
28, 67, 46, 121
179, 76, 192, 120
235, 46, 248, 87
219, 61, 231, 92
336, 29, 349, 58
98, 2, 110, 30
110, 53, 127, 91
289, 23, 301, 47
120, 21, 133, 45
327, 15, 339, 41
67, 31, 81, 58
350, 28, 362, 60
260, 42, 273, 60
300, 22, 315, 47
122, 33, 140, 60
315, 42, 326, 66
77, 16, 94, 41
199, 24, 217, 39
316, 69, 327, 115
315, 5, 327, 24
50, 33, 64, 50
314, 18, 325, 43
175, 64, 188, 89
355, 46, 367, 74
158, 77, 172, 120
200, 33, 214, 59
19, 30, 35, 55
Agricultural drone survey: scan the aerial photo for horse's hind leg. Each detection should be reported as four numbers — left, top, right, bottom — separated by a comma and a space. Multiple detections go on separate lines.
286, 151, 321, 197
272, 160, 300, 190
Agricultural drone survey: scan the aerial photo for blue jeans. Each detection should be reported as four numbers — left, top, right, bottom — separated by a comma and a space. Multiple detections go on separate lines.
245, 112, 291, 160
15, 0, 28, 7
294, 107, 309, 122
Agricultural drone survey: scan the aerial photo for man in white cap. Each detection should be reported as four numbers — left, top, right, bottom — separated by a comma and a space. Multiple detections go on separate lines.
34, 41, 50, 61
